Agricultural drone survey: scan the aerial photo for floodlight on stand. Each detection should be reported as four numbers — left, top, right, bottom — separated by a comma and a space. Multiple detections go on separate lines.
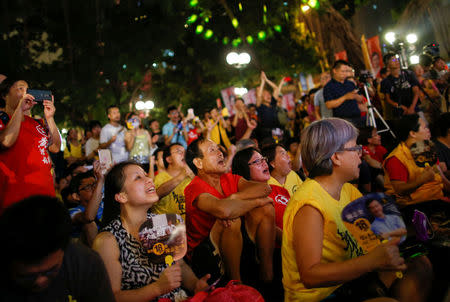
406, 33, 418, 44
144, 100, 154, 110
135, 101, 145, 110
226, 52, 239, 65
385, 32, 396, 44
234, 87, 248, 96
301, 5, 310, 12
239, 53, 251, 65
410, 55, 420, 65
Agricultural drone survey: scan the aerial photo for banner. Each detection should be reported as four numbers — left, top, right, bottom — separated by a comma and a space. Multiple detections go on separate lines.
242, 88, 257, 105
334, 50, 348, 62
366, 35, 384, 78
281, 93, 295, 112
220, 87, 236, 116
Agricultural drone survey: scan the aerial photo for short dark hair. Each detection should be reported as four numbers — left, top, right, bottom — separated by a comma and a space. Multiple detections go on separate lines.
185, 138, 206, 175
149, 119, 158, 125
333, 60, 351, 70
261, 144, 284, 173
163, 143, 183, 168
107, 105, 119, 115
167, 105, 177, 114
70, 171, 94, 194
433, 56, 444, 65
357, 126, 376, 146
383, 53, 396, 66
395, 114, 421, 142
232, 147, 257, 180
88, 120, 102, 132
0, 77, 20, 99
419, 54, 433, 68
0, 196, 72, 265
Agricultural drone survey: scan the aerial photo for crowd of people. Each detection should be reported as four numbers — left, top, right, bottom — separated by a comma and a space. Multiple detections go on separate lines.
0, 51, 449, 302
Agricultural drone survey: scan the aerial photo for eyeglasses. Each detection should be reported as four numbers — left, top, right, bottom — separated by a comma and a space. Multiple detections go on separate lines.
79, 183, 96, 191
336, 145, 363, 156
15, 265, 61, 283
248, 157, 268, 166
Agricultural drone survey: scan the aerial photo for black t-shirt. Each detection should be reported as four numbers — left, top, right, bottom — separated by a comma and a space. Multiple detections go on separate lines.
257, 96, 279, 130
434, 139, 450, 171
380, 70, 419, 108
323, 78, 360, 119
0, 243, 115, 302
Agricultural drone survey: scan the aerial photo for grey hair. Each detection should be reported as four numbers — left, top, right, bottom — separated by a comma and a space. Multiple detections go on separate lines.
301, 118, 358, 178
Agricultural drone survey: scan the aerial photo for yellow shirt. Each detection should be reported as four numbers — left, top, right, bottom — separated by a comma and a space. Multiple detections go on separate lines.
282, 179, 364, 302
209, 120, 231, 149
64, 143, 83, 159
268, 170, 303, 197
150, 171, 191, 221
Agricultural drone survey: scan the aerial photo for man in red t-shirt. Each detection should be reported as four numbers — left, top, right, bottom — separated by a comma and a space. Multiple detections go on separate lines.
0, 78, 61, 211
184, 138, 275, 282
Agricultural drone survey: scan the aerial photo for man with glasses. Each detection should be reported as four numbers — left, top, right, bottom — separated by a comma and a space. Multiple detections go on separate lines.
184, 138, 276, 285
68, 162, 105, 247
381, 53, 420, 117
0, 195, 115, 301
150, 143, 194, 220
324, 60, 365, 126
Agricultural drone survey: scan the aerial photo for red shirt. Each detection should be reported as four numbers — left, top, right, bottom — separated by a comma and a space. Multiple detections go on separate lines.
0, 115, 55, 211
362, 145, 387, 163
268, 184, 290, 230
187, 128, 200, 145
184, 173, 241, 256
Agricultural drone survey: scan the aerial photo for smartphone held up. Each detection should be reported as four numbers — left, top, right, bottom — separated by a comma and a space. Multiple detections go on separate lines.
27, 89, 52, 102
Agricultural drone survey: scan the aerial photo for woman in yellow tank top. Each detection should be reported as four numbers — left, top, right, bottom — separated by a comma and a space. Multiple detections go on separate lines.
282, 118, 431, 302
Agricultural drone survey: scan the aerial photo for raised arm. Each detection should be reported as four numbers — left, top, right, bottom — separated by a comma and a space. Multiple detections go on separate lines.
256, 71, 266, 107
0, 93, 35, 148
43, 96, 61, 151
156, 170, 191, 199
195, 191, 272, 220
293, 205, 405, 289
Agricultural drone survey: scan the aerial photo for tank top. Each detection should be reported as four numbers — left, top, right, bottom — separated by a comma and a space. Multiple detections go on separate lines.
129, 133, 150, 164
102, 213, 187, 301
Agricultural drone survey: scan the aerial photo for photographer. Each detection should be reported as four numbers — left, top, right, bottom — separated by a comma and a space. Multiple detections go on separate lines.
163, 105, 188, 149
0, 78, 61, 212
381, 53, 421, 117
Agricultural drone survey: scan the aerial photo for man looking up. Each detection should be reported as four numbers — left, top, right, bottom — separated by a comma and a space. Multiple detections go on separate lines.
324, 60, 364, 126
0, 195, 115, 301
151, 143, 194, 220
163, 105, 188, 149
84, 120, 102, 160
184, 138, 275, 283
381, 53, 420, 117
99, 105, 128, 164
0, 78, 61, 211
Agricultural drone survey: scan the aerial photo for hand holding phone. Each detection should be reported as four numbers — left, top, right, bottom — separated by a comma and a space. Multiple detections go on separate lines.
27, 89, 52, 102
98, 149, 113, 175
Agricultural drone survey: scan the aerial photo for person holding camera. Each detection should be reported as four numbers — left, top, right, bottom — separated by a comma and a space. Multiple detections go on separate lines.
163, 105, 188, 149
381, 54, 420, 117
0, 78, 61, 212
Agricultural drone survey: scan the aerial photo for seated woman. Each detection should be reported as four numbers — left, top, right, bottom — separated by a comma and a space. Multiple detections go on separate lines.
384, 114, 450, 218
93, 161, 209, 302
357, 126, 387, 190
232, 147, 290, 245
282, 118, 432, 302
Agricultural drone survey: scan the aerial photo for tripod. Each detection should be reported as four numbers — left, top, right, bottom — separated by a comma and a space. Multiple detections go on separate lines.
363, 84, 396, 139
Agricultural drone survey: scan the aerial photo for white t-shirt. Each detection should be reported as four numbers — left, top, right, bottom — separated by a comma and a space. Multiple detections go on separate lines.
100, 124, 129, 164
85, 137, 99, 158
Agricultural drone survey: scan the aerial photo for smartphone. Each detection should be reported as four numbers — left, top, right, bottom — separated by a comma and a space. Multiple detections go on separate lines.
98, 149, 112, 174
27, 89, 52, 102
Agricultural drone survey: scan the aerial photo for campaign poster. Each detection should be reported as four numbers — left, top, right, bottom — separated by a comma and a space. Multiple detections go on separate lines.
221, 87, 236, 116
139, 214, 187, 265
242, 88, 257, 105
281, 93, 295, 112
366, 35, 384, 79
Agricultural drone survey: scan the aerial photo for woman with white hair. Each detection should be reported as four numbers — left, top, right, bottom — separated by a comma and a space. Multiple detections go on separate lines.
282, 118, 431, 302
